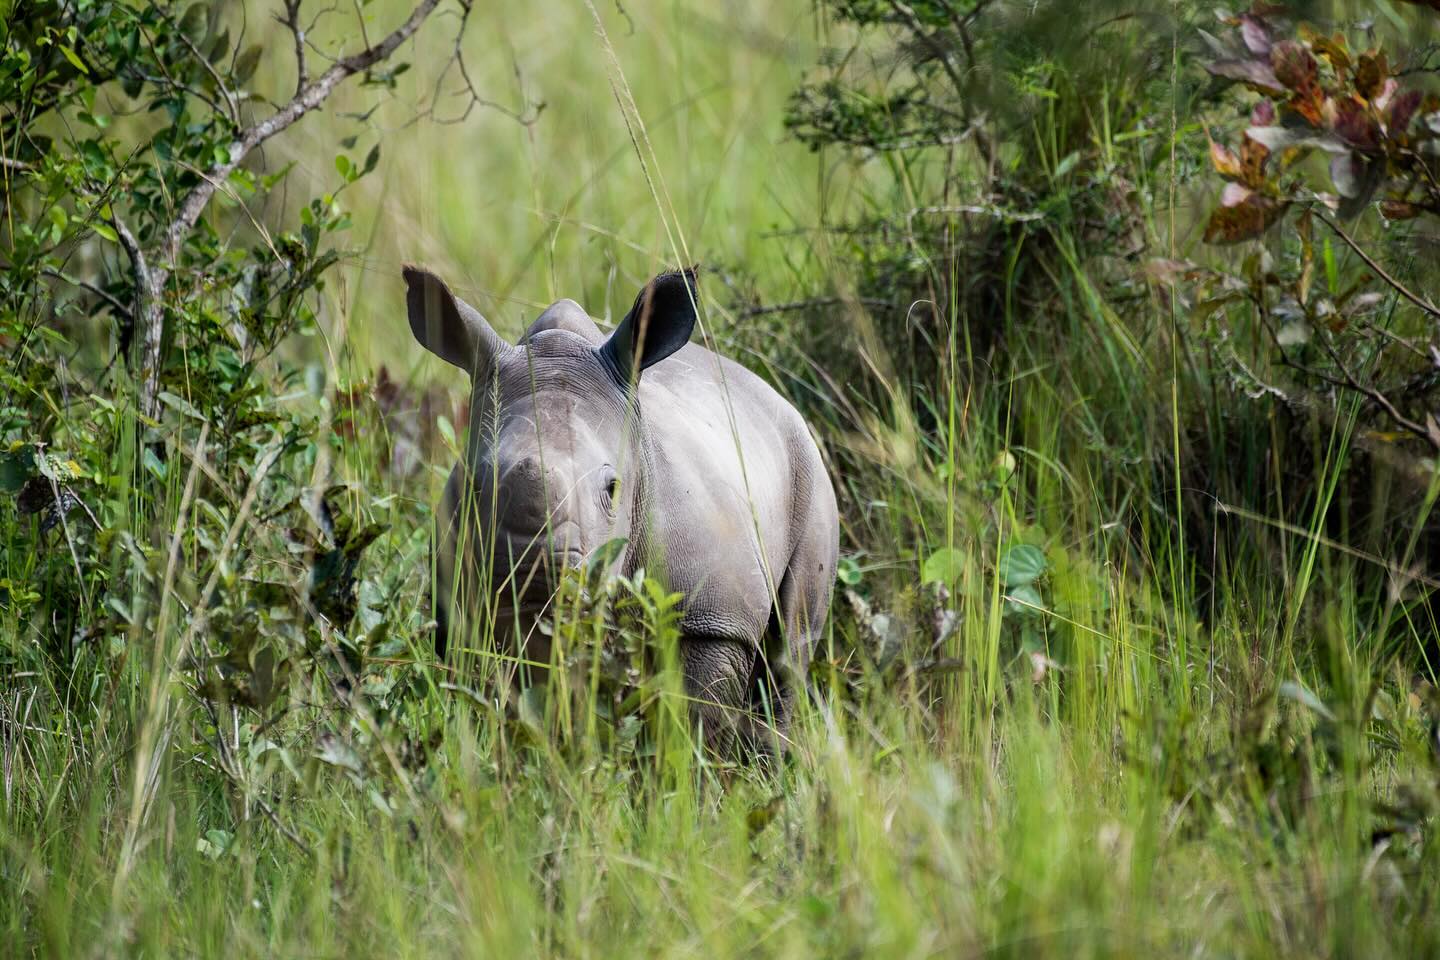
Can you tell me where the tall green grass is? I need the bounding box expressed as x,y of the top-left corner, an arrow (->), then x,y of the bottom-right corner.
5,1 -> 1440,957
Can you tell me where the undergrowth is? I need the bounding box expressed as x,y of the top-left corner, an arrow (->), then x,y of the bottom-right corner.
4,0 -> 1440,956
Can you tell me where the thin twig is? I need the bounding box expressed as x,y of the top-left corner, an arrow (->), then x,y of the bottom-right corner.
136,23 -> 234,127
116,0 -> 442,419
1314,327 -> 1440,451
1314,209 -> 1440,323
280,0 -> 309,96
160,0 -> 440,269
1260,309 -> 1440,453
907,203 -> 1044,224
419,1 -> 544,127
109,212 -> 159,415
738,296 -> 897,318
169,28 -> 240,127
41,267 -> 132,319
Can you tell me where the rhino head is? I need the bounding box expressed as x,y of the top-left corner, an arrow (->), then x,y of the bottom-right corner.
403,266 -> 699,621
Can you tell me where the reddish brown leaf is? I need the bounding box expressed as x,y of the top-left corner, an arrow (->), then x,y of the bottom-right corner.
1239,15 -> 1272,56
1310,32 -> 1351,74
1240,134 -> 1270,187
1331,97 -> 1380,150
1208,59 -> 1286,95
1209,137 -> 1244,180
1204,195 -> 1286,244
1288,92 -> 1324,126
1271,41 -> 1327,125
1355,51 -> 1390,101
1388,89 -> 1422,134
1252,100 -> 1277,126
1381,200 -> 1422,220
1271,40 -> 1318,88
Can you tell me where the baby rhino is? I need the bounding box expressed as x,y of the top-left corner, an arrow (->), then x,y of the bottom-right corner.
404,266 -> 839,756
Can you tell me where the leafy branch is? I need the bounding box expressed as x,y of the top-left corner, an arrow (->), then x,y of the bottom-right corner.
123,0 -> 441,418
1202,8 -> 1440,245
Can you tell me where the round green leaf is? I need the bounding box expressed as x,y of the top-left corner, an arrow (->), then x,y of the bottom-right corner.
1005,583 -> 1045,617
998,543 -> 1047,587
921,546 -> 965,584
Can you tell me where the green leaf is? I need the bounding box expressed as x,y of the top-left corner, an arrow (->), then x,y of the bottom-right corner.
196,828 -> 232,860
837,555 -> 862,586
208,28 -> 230,64
234,45 -> 261,84
998,543 -> 1047,587
1278,680 -> 1336,722
362,144 -> 380,175
315,735 -> 363,774
179,3 -> 208,41
436,414 -> 456,450
587,536 -> 629,576
921,546 -> 965,585
0,450 -> 35,492
93,222 -> 118,243
158,391 -> 207,421
58,45 -> 88,74
1005,583 -> 1045,617
334,154 -> 352,179
142,447 -> 167,482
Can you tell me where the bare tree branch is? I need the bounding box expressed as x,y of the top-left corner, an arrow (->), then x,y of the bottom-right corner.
1314,209 -> 1440,324
159,0 -> 440,270
108,213 -> 162,416
1259,305 -> 1440,454
419,1 -> 543,126
280,0 -> 309,96
128,0 -> 442,416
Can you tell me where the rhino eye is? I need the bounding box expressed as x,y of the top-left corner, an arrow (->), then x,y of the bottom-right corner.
603,470 -> 620,504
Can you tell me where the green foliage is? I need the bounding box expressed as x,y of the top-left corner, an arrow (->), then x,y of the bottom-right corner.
6,0 -> 1440,956
1188,7 -> 1440,461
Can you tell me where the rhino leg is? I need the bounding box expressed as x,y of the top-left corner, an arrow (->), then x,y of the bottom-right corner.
680,638 -> 757,758
751,501 -> 840,757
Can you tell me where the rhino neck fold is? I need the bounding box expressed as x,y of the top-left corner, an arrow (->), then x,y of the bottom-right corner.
622,400 -> 660,578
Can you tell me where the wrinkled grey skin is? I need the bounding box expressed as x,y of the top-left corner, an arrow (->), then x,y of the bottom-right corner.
405,265 -> 839,756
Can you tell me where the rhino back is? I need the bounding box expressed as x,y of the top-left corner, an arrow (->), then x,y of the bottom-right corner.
637,340 -> 817,642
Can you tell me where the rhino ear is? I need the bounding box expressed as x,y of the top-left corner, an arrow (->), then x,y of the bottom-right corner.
598,268 -> 698,387
403,265 -> 509,374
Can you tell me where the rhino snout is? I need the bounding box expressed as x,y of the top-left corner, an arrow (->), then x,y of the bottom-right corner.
497,520 -> 586,579
496,455 -> 563,536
